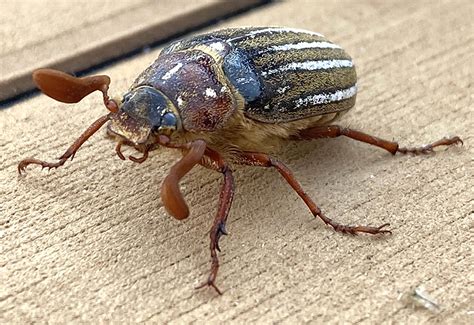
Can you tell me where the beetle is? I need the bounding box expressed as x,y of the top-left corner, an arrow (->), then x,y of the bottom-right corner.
18,27 -> 462,294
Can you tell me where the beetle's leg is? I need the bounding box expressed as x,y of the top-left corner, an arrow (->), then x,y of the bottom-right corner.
157,136 -> 233,294
293,125 -> 462,155
115,142 -> 126,160
18,114 -> 110,174
236,152 -> 390,235
128,145 -> 151,164
194,148 -> 235,295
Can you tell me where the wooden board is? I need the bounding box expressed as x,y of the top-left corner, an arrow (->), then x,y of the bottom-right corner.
1,0 -> 472,323
0,0 -> 266,102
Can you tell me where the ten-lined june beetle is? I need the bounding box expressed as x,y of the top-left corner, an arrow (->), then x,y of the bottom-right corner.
18,27 -> 462,294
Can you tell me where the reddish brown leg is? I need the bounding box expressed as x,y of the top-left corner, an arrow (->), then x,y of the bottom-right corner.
115,142 -> 126,160
293,125 -> 462,155
236,152 -> 390,235
156,136 -> 233,294
195,148 -> 235,295
18,114 -> 110,174
128,145 -> 150,164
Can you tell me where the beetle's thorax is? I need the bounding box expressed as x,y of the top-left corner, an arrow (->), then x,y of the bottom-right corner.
131,49 -> 239,132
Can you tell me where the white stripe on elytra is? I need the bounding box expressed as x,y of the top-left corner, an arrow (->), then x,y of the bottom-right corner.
295,85 -> 357,108
228,27 -> 324,42
261,59 -> 353,76
259,41 -> 341,54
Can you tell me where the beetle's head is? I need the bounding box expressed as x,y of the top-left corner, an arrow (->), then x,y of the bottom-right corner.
31,69 -> 180,164
107,86 -> 180,147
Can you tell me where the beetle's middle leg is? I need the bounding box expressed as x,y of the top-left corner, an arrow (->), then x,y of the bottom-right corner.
292,125 -> 462,155
236,152 -> 390,235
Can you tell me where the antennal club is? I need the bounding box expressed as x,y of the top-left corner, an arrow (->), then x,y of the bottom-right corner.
32,68 -> 117,112
18,69 -> 118,174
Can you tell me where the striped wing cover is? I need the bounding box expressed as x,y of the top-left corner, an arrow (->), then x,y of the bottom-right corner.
162,27 -> 357,123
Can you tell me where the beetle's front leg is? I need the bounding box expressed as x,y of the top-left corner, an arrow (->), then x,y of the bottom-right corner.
18,114 -> 111,174
293,125 -> 462,155
236,152 -> 390,235
195,148 -> 235,295
157,137 -> 234,294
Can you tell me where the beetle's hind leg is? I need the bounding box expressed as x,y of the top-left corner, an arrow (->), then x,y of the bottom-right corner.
236,152 -> 391,235
292,125 -> 462,155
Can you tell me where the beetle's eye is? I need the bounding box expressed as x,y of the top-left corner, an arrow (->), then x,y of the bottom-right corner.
161,112 -> 177,128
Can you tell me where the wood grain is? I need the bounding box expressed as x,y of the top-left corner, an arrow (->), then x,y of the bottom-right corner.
0,0 -> 472,323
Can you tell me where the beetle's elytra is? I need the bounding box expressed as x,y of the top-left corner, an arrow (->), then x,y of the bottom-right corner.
18,27 -> 462,294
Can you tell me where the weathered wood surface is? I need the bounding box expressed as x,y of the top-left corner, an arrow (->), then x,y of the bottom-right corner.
1,0 -> 472,323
